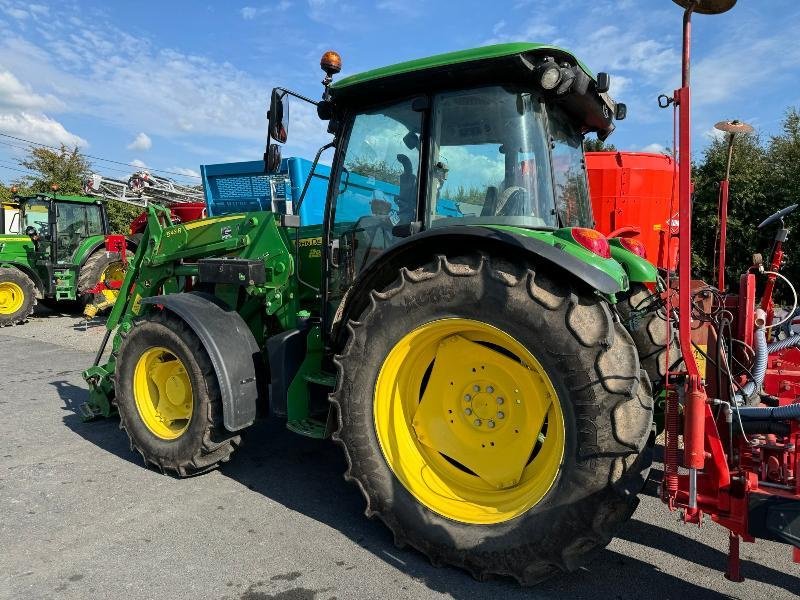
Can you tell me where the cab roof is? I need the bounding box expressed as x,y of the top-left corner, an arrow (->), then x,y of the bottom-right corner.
331,42 -> 594,91
20,193 -> 100,205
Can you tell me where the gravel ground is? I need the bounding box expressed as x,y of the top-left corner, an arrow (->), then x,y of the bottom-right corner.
1,312 -> 799,600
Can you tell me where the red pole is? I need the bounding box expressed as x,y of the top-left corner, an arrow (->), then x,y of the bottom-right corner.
675,5 -> 706,516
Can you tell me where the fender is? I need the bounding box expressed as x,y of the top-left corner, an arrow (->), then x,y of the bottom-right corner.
142,292 -> 261,432
333,225 -> 626,344
609,243 -> 658,284
77,237 -> 138,270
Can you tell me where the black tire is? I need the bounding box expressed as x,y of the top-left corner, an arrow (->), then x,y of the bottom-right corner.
0,267 -> 36,326
617,283 -> 681,385
114,311 -> 240,476
331,253 -> 653,584
77,250 -> 133,297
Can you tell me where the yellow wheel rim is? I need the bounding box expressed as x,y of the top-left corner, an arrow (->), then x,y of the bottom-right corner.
100,262 -> 126,303
374,318 -> 565,525
133,346 -> 193,440
0,282 -> 25,315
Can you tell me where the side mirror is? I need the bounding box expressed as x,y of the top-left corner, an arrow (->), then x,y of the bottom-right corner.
615,103 -> 627,120
264,143 -> 282,174
268,89 -> 288,143
596,72 -> 610,94
25,225 -> 37,237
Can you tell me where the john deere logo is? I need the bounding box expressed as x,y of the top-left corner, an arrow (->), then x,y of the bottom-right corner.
220,226 -> 232,240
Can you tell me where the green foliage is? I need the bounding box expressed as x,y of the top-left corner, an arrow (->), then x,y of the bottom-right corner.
346,157 -> 402,185
18,144 -> 91,194
583,137 -> 617,152
691,107 -> 800,296
106,202 -> 143,235
445,185 -> 486,205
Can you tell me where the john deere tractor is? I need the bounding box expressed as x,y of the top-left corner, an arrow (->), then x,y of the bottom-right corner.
0,192 -> 132,325
83,43 -> 661,583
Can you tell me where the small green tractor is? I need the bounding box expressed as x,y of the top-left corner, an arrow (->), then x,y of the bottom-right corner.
0,192 -> 132,325
84,43 -> 665,583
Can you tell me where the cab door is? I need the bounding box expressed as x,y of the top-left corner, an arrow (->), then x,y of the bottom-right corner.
324,98 -> 424,328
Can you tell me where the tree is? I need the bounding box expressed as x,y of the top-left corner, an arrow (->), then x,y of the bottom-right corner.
18,144 -> 91,194
583,137 -> 617,152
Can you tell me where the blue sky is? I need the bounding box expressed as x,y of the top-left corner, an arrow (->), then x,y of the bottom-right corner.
0,0 -> 798,187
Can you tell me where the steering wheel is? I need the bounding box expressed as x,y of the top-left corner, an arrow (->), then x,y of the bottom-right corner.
495,186 -> 527,217
757,204 -> 798,230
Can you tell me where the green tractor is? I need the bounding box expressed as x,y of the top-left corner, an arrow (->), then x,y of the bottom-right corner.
0,192 -> 132,325
84,43 -> 661,583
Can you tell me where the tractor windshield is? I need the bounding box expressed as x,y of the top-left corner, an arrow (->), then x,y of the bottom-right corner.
427,86 -> 590,229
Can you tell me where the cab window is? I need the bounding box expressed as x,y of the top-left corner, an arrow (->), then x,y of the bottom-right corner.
331,99 -> 422,280
85,204 -> 104,235
55,202 -> 88,260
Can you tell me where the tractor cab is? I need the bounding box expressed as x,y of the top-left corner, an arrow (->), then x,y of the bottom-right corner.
16,193 -> 108,263
266,43 -> 631,336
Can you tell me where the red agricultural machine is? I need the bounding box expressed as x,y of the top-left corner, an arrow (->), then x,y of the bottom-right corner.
626,0 -> 800,580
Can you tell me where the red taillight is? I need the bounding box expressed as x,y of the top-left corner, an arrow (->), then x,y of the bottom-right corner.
619,237 -> 647,259
570,228 -> 611,259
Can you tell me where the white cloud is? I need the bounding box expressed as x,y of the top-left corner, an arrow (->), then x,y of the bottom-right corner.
126,132 -> 152,151
240,6 -> 259,19
0,70 -> 63,111
376,0 -> 421,18
640,143 -> 667,154
130,159 -> 148,168
0,111 -> 86,147
169,166 -> 200,178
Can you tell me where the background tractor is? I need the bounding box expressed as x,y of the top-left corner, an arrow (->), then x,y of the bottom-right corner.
0,191 -> 134,325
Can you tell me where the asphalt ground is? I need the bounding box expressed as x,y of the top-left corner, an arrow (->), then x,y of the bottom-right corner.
1,310 -> 799,599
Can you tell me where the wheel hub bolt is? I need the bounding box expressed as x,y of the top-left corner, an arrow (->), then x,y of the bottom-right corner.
473,419 -> 482,427
464,408 -> 472,416
473,385 -> 480,392
497,397 -> 504,405
487,420 -> 495,428
497,411 -> 505,419
464,394 -> 472,401
486,386 -> 494,393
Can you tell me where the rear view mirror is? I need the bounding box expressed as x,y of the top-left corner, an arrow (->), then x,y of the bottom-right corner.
268,89 -> 288,143
615,103 -> 627,121
596,72 -> 610,93
264,143 -> 282,174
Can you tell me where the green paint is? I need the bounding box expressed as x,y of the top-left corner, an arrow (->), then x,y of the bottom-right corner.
489,225 -> 629,293
332,42 -> 594,91
608,239 -> 658,284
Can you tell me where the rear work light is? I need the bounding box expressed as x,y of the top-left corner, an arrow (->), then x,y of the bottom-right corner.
619,237 -> 647,259
570,228 -> 611,259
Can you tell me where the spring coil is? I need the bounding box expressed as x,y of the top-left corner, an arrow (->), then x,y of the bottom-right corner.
664,387 -> 680,496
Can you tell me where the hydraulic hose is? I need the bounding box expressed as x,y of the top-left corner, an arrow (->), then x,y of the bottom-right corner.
734,310 -> 768,404
767,334 -> 800,354
735,403 -> 800,421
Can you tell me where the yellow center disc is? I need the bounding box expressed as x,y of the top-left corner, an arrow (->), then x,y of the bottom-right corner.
0,281 -> 25,315
133,346 -> 193,440
373,318 -> 565,525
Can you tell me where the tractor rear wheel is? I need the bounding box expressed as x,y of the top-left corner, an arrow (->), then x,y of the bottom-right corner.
114,311 -> 240,476
331,253 -> 653,584
78,249 -> 132,305
0,267 -> 36,326
617,283 -> 681,385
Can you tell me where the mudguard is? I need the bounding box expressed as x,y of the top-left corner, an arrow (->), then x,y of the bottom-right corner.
141,292 -> 260,432
334,225 -> 626,342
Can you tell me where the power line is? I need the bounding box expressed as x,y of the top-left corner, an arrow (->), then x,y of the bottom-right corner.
0,132 -> 203,180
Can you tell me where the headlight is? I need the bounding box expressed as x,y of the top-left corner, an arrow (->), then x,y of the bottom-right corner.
539,65 -> 562,90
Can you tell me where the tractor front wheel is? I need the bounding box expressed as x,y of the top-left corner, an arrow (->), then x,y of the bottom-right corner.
114,311 -> 240,476
0,267 -> 36,326
331,254 -> 653,584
